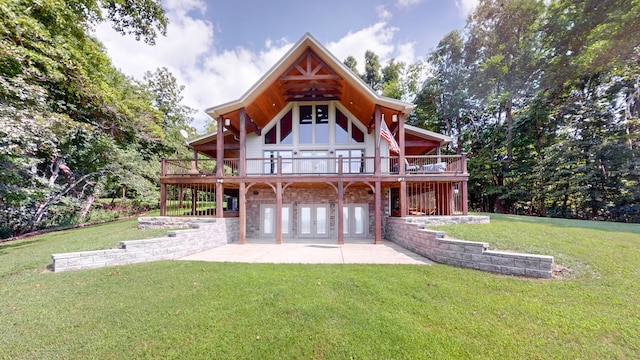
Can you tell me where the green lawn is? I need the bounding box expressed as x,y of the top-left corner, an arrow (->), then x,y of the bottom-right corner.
1,214 -> 639,359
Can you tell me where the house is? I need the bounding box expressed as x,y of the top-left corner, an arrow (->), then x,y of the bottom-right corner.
159,33 -> 469,244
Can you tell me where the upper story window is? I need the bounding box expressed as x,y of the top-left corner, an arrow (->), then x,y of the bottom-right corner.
299,105 -> 329,144
265,109 -> 293,144
335,108 -> 364,143
264,103 -> 365,145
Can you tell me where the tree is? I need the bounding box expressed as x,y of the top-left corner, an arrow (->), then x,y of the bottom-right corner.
142,67 -> 196,154
362,50 -> 382,91
0,0 -> 170,236
343,55 -> 360,77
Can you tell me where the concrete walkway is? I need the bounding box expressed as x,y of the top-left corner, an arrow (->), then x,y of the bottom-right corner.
179,239 -> 433,265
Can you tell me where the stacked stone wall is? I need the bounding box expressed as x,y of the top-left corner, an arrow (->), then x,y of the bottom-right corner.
385,216 -> 553,278
52,218 -> 238,272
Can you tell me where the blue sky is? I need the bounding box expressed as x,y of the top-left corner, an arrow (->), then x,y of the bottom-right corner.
95,0 -> 478,131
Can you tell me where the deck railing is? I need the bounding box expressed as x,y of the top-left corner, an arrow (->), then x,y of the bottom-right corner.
161,155 -> 466,177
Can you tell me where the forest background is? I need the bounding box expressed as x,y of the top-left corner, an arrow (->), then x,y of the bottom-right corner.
1,0 -> 639,238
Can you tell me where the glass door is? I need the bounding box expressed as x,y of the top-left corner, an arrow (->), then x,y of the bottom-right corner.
298,205 -> 328,237
342,204 -> 368,238
261,205 -> 291,237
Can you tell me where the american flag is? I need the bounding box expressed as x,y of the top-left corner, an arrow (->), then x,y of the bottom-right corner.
380,119 -> 400,154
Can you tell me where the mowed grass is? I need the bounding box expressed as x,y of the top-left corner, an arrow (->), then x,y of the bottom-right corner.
1,215 -> 639,359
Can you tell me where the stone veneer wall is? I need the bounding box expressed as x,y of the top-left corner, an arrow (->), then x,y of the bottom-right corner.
51,217 -> 238,272
245,184 -> 387,238
385,216 -> 554,278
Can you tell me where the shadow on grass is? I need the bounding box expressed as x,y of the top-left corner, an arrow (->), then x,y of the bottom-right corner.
496,213 -> 640,235
0,238 -> 43,254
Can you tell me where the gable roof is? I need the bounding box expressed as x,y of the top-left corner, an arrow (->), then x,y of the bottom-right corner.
205,33 -> 415,135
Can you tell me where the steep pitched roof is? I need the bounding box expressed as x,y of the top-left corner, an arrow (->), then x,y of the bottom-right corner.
205,33 -> 414,135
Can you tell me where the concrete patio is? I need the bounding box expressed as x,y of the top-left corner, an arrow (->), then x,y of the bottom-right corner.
179,238 -> 434,265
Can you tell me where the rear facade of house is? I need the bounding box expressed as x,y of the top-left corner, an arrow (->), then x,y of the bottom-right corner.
159,33 -> 469,244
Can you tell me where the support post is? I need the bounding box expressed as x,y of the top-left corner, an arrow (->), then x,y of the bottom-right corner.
239,182 -> 246,244
216,182 -> 224,218
160,183 -> 167,216
398,114 -> 407,217
239,109 -> 247,176
216,116 -> 224,177
337,181 -> 344,245
374,106 -> 381,176
462,154 -> 468,215
276,182 -> 282,244
160,157 -> 167,216
374,181 -> 382,244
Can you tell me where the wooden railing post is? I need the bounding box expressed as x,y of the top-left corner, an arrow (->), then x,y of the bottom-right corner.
161,157 -> 166,176
277,156 -> 282,175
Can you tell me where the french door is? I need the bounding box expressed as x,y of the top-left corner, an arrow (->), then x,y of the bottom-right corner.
342,204 -> 368,238
298,205 -> 329,237
261,205 -> 291,237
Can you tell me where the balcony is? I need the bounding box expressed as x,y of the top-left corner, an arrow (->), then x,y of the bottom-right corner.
161,155 -> 467,178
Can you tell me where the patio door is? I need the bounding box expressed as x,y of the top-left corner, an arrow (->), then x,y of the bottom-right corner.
342,204 -> 368,238
298,205 -> 328,237
261,205 -> 291,237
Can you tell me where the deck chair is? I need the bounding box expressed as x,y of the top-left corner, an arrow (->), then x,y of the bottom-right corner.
405,159 -> 419,172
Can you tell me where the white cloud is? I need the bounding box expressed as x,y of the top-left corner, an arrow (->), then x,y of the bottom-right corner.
95,3 -> 416,131
326,22 -> 416,74
396,0 -> 423,8
455,0 -> 479,18
376,5 -> 392,21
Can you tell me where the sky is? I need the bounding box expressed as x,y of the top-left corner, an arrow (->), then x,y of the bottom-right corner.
94,0 -> 479,131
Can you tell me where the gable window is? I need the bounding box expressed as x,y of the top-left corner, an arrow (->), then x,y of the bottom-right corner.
335,108 -> 364,144
299,104 -> 330,144
265,104 -> 366,146
265,109 -> 293,145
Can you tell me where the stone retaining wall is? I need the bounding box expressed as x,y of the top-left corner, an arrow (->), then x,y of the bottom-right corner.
385,217 -> 553,278
137,216 -> 220,229
52,218 -> 239,272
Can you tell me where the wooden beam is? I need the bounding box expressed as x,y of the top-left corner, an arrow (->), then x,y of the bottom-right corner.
225,124 -> 239,137
286,96 -> 340,102
283,89 -> 342,96
193,143 -> 240,151
279,81 -> 341,89
246,118 -> 261,136
279,74 -> 341,81
404,140 -> 441,147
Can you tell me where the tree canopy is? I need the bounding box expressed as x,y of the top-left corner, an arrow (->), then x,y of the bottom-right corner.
0,0 -> 193,237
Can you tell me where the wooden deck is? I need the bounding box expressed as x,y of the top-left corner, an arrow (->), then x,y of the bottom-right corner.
160,155 -> 468,184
